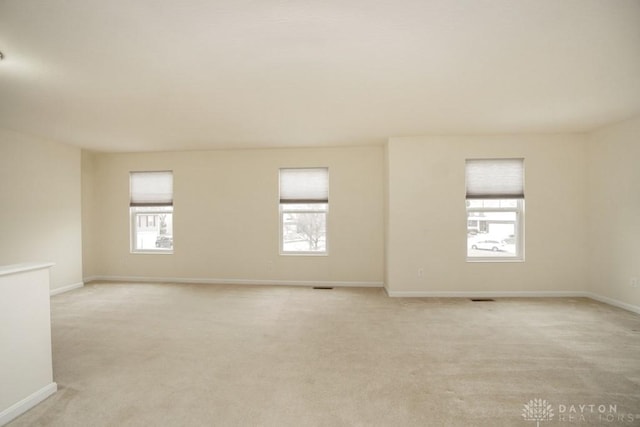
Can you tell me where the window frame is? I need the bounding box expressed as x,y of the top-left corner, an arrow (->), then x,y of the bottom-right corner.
466,199 -> 525,262
279,204 -> 329,256
130,207 -> 174,254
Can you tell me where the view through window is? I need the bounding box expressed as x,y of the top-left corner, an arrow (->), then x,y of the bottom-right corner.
467,199 -> 522,259
131,206 -> 173,251
281,203 -> 327,253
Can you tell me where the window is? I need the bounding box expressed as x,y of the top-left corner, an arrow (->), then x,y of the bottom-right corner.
279,168 -> 328,255
130,171 -> 173,253
466,159 -> 524,261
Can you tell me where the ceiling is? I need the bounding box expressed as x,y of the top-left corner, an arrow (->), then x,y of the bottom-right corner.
1,0 -> 639,152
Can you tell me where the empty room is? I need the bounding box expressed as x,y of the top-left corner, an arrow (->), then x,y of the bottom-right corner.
1,0 -> 639,426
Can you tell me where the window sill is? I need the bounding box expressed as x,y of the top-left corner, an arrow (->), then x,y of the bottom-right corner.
280,252 -> 328,257
466,257 -> 524,263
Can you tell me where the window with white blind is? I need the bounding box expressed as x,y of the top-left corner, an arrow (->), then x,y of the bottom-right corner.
466,159 -> 524,261
279,168 -> 328,255
130,171 -> 174,253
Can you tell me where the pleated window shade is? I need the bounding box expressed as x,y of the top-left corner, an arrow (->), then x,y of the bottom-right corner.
130,171 -> 173,206
465,159 -> 524,199
279,168 -> 329,203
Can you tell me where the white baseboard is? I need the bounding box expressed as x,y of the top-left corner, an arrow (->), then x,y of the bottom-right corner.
584,292 -> 640,315
84,275 -> 384,288
50,282 -> 84,296
384,289 -> 589,298
81,278 -> 640,314
82,275 -> 100,284
0,382 -> 57,426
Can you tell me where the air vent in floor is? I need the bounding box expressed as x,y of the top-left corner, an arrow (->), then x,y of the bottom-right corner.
470,298 -> 495,302
313,287 -> 334,290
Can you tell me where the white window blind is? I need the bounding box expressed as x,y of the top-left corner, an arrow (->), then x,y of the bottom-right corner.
465,159 -> 524,199
279,168 -> 329,203
130,171 -> 173,206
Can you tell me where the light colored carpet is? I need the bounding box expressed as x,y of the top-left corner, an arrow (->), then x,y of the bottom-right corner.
8,282 -> 640,426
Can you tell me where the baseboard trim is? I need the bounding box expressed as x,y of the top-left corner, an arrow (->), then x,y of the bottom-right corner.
0,382 -> 57,426
384,289 -> 589,298
584,292 -> 640,315
50,282 -> 84,296
81,278 -> 640,314
82,275 -> 100,284
84,275 -> 384,288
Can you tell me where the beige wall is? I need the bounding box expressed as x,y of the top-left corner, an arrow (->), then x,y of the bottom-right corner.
83,146 -> 385,285
0,129 -> 83,292
386,134 -> 588,295
3,118 -> 634,303
587,116 -> 640,307
81,150 -> 98,279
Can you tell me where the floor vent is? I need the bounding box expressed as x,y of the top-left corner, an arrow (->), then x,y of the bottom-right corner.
313,287 -> 334,290
470,298 -> 495,302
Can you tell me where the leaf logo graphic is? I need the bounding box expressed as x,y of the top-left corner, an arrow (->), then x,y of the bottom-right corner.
523,399 -> 554,427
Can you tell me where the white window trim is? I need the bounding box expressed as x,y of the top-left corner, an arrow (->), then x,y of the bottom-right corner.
279,205 -> 329,256
130,207 -> 174,254
466,200 -> 525,263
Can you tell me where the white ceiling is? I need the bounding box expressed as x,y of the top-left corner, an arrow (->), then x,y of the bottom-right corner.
1,0 -> 639,152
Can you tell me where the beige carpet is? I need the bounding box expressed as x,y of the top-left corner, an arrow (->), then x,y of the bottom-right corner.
8,282 -> 640,426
